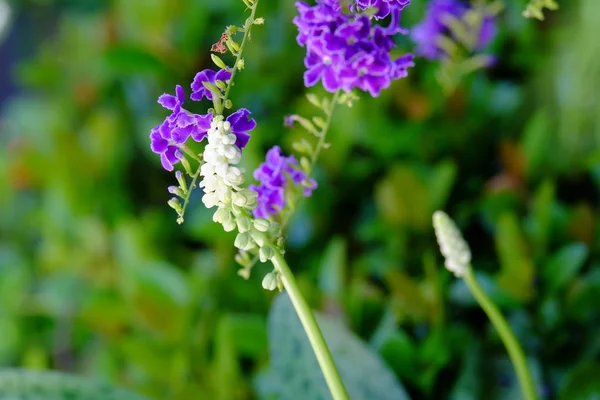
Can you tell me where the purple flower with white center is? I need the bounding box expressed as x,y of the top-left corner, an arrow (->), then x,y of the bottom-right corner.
249,146 -> 317,219
293,0 -> 413,97
191,68 -> 232,101
411,0 -> 497,60
149,85 -> 213,171
226,108 -> 256,149
355,0 -> 411,19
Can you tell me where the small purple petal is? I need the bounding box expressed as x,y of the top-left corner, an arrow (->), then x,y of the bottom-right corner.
227,108 -> 257,135
158,94 -> 178,110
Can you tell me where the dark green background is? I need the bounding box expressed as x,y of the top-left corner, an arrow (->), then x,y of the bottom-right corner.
1,0 -> 600,398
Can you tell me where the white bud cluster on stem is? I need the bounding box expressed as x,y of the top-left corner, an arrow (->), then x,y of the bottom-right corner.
199,115 -> 280,268
432,211 -> 471,277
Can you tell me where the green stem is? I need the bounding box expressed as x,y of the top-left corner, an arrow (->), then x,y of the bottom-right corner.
279,90 -> 341,230
178,165 -> 202,223
463,268 -> 537,400
216,0 -> 259,115
309,90 -> 341,170
271,252 -> 349,400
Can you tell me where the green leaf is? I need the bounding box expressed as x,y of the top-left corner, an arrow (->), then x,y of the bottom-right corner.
260,293 -> 410,400
375,164 -> 429,230
543,243 -> 588,294
527,179 -> 555,258
450,271 -> 520,308
0,369 -> 150,400
522,111 -> 552,179
494,213 -> 535,302
559,361 -> 600,400
450,346 -> 482,400
318,237 -> 346,301
428,160 -> 457,212
103,45 -> 172,76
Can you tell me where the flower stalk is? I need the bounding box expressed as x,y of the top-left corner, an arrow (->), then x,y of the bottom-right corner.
433,211 -> 537,400
462,268 -> 537,400
271,251 -> 349,400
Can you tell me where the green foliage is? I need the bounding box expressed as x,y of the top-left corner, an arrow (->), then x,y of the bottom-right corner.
0,369 -> 150,400
523,0 -> 559,20
1,0 -> 599,398
257,293 -> 410,400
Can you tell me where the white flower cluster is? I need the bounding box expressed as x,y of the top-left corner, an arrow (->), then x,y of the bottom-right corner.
199,115 -> 279,265
432,211 -> 471,277
200,117 -> 246,212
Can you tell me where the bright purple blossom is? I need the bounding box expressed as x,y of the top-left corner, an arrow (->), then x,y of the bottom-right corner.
225,108 -> 256,149
411,0 -> 496,60
293,0 -> 414,97
249,146 -> 317,219
355,0 -> 411,19
191,68 -> 232,101
149,85 -> 213,171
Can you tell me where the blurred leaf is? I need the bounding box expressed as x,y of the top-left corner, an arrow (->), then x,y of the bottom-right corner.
225,314 -> 268,358
543,243 -> 588,295
121,261 -> 191,336
318,237 -> 346,302
262,292 -> 409,400
526,179 -> 555,259
375,164 -> 429,230
0,369 -> 150,400
385,270 -> 430,322
103,45 -> 172,76
450,346 -> 481,400
450,271 -> 520,308
559,361 -> 600,400
429,160 -> 457,212
212,315 -> 244,400
489,357 -> 543,400
494,213 -> 535,302
522,110 -> 552,179
378,331 -> 417,383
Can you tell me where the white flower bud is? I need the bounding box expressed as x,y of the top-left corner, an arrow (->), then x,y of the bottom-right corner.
202,193 -> 218,208
254,218 -> 270,232
432,211 -> 471,277
262,272 -> 278,291
213,207 -> 230,224
259,245 -> 275,262
236,215 -> 252,232
232,192 -> 247,207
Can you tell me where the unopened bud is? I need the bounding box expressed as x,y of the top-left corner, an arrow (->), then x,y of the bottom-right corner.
262,272 -> 278,291
432,211 -> 471,277
259,245 -> 275,263
254,218 -> 270,232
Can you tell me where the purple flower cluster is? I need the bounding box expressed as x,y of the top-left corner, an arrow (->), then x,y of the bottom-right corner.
411,0 -> 496,60
249,146 -> 317,219
293,0 -> 414,97
149,69 -> 255,171
355,0 -> 411,19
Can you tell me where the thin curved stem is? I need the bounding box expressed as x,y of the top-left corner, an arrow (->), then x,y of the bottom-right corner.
177,165 -> 202,224
279,90 -> 341,230
271,252 -> 349,400
463,268 -> 537,400
216,0 -> 260,115
309,90 -> 341,170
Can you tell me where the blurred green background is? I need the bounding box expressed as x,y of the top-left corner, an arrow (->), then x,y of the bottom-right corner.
1,0 -> 600,399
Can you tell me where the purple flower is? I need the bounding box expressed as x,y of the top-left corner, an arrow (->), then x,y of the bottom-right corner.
249,146 -> 317,218
284,115 -> 296,127
226,108 -> 256,149
411,0 -> 496,60
150,122 -> 184,171
293,0 -> 413,97
149,85 -> 213,171
191,68 -> 232,101
355,0 -> 411,19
